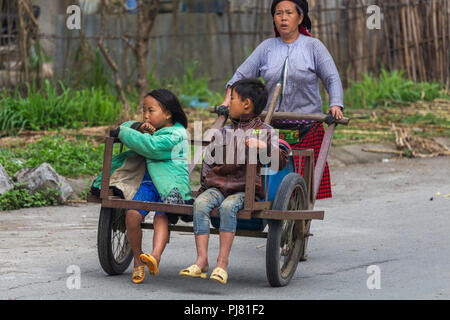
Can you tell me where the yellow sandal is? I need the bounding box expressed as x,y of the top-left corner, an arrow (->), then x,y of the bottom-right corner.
210,267 -> 228,285
132,265 -> 146,284
139,253 -> 159,275
179,264 -> 208,279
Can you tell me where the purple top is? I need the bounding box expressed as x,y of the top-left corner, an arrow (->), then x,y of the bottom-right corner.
227,35 -> 344,128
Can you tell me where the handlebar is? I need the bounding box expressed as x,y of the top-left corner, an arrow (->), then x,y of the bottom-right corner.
209,107 -> 350,126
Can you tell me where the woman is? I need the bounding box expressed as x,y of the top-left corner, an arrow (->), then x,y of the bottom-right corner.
221,0 -> 343,199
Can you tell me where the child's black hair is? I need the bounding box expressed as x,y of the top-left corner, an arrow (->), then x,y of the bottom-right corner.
146,89 -> 188,128
230,78 -> 268,116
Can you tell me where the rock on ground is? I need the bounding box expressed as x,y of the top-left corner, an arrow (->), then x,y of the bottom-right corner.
0,164 -> 14,195
14,163 -> 73,203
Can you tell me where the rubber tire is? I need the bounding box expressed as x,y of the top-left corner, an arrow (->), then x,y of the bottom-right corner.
97,207 -> 133,275
266,173 -> 308,287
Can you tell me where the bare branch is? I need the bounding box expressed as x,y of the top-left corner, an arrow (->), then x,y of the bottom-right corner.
18,0 -> 39,28
121,35 -> 137,55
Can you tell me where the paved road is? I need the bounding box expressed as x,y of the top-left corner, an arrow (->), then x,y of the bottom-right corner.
1,156 -> 449,300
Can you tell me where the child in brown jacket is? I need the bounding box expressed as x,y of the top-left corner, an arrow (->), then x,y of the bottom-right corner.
180,78 -> 289,284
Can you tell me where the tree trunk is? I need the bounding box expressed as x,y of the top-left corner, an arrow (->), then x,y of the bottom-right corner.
135,0 -> 160,110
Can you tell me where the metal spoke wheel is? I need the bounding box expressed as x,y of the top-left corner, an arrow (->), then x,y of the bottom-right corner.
266,173 -> 308,287
97,207 -> 133,275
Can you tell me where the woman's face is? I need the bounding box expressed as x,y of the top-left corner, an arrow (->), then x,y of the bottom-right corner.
273,1 -> 303,40
142,96 -> 172,130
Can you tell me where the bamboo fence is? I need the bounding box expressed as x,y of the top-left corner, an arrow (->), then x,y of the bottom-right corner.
0,0 -> 448,91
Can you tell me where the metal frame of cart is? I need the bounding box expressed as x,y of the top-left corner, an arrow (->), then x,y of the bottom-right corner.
88,85 -> 349,287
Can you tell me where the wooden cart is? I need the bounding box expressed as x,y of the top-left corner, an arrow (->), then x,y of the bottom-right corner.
88,86 -> 349,287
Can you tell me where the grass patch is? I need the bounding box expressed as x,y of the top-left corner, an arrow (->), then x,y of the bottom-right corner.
0,186 -> 61,211
0,81 -> 122,134
344,69 -> 449,109
0,60 -> 225,136
0,134 -> 123,179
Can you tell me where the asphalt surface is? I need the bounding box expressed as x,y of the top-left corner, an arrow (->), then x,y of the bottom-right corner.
1,156 -> 449,300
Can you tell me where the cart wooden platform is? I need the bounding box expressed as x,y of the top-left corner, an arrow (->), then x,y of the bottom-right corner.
88,85 -> 349,287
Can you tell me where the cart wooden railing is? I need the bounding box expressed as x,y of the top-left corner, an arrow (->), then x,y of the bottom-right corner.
88,111 -> 349,238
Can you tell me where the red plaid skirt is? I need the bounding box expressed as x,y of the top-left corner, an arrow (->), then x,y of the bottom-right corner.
291,123 -> 332,199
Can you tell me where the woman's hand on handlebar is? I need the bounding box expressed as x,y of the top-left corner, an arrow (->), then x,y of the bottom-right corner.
327,106 -> 343,120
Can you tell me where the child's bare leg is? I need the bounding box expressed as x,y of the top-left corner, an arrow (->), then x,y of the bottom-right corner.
126,210 -> 144,268
150,214 -> 169,265
194,234 -> 209,271
216,232 -> 235,271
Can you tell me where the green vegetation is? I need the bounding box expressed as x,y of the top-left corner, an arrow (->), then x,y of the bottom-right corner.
321,69 -> 449,148
0,104 -> 28,137
344,69 -> 449,109
0,81 -> 122,135
0,135 -> 122,179
0,60 -> 224,136
0,186 -> 61,211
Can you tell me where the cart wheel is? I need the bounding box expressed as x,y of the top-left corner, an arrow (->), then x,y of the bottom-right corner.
97,207 -> 133,275
266,173 -> 308,287
300,220 -> 311,262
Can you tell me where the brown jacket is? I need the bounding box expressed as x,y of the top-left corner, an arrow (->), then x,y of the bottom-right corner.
199,114 -> 289,199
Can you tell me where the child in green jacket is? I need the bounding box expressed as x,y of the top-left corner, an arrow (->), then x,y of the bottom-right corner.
108,89 -> 191,284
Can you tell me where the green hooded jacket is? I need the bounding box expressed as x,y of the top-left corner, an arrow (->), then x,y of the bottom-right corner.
92,121 -> 191,201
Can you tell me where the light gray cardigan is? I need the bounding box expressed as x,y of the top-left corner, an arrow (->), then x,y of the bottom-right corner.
227,34 -> 344,116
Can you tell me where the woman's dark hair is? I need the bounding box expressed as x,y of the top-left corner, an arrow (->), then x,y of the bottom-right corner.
146,89 -> 188,128
230,78 -> 268,116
